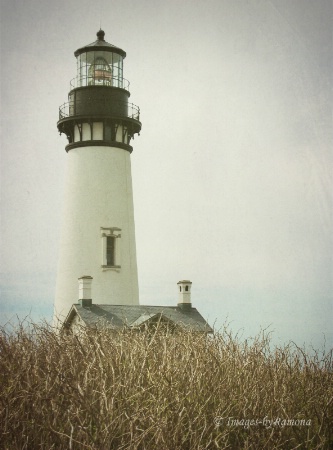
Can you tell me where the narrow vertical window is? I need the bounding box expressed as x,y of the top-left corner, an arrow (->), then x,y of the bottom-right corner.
106,236 -> 115,266
101,227 -> 121,270
104,121 -> 112,141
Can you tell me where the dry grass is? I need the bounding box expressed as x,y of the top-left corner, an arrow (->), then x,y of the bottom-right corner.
0,321 -> 332,449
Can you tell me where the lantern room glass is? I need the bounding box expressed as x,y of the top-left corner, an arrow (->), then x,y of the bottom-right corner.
76,51 -> 123,88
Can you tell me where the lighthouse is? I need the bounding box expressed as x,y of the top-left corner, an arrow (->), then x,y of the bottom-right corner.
54,30 -> 141,319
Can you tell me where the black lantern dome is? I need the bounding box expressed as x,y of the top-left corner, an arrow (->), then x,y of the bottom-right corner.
57,30 -> 141,153
74,29 -> 126,58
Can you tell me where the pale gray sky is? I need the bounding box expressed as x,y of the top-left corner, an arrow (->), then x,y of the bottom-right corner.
1,0 -> 332,349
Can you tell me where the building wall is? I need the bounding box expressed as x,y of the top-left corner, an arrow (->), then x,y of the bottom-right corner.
54,145 -> 139,320
69,313 -> 85,334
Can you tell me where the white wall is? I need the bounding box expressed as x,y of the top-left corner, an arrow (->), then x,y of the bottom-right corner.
54,145 -> 139,320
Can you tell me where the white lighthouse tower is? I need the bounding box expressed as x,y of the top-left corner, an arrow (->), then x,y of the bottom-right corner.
54,30 -> 141,319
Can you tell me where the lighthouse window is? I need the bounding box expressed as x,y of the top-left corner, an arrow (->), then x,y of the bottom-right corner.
101,227 -> 121,270
111,53 -> 122,87
77,51 -> 123,87
104,122 -> 112,141
106,236 -> 115,266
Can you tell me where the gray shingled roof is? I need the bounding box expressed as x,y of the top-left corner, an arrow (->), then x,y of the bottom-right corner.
64,304 -> 213,333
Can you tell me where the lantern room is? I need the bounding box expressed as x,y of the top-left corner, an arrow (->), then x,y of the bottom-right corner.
57,30 -> 141,153
74,29 -> 125,88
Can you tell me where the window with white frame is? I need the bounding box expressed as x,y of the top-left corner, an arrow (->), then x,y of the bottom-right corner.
100,227 -> 121,269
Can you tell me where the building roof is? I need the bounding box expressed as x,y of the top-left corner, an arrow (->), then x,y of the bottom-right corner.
63,304 -> 213,333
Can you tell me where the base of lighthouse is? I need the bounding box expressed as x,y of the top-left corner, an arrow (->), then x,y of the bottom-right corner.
54,144 -> 139,319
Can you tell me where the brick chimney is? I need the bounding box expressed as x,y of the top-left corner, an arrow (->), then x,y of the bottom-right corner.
78,276 -> 93,307
177,280 -> 192,311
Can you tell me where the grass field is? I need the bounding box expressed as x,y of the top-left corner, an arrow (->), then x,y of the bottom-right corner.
0,322 -> 332,449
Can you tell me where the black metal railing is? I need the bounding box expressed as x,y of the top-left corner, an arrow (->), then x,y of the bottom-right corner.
69,75 -> 130,90
59,100 -> 140,121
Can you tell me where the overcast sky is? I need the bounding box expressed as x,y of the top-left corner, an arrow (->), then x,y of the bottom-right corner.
1,0 -> 332,349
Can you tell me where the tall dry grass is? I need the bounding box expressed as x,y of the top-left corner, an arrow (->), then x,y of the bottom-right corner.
0,321 -> 332,449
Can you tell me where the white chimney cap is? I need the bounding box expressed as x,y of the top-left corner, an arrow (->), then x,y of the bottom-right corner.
78,276 -> 93,306
177,280 -> 192,310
